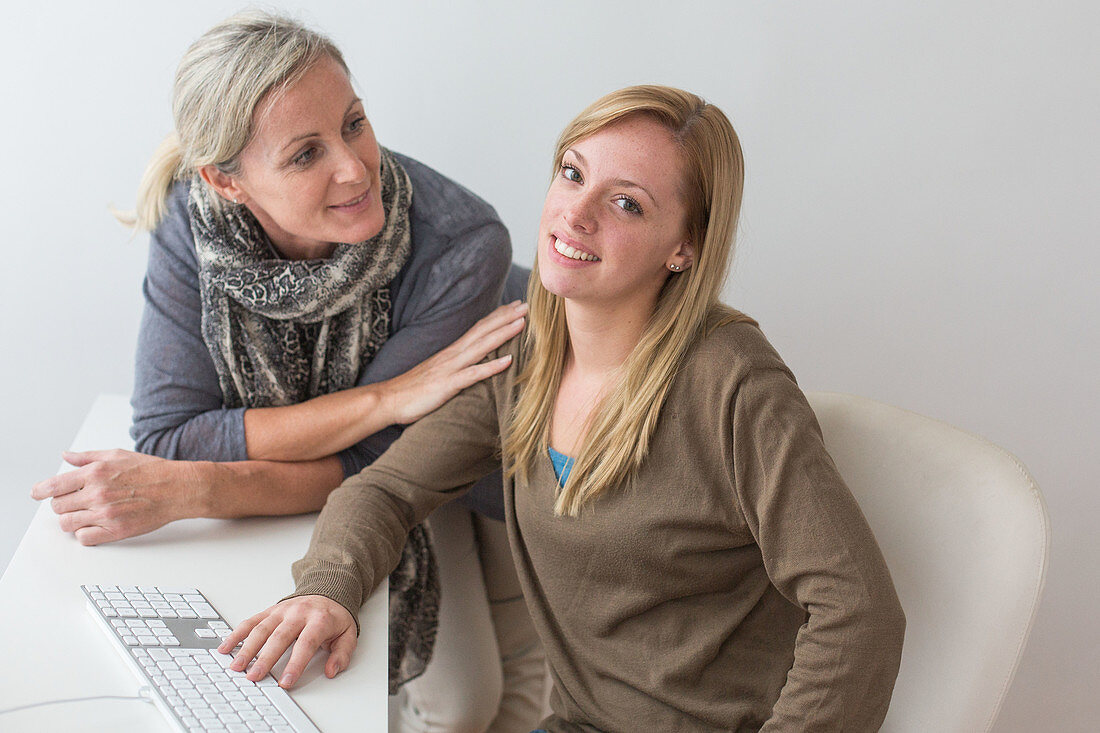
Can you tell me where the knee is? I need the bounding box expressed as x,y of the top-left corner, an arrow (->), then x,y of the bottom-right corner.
398,667 -> 503,733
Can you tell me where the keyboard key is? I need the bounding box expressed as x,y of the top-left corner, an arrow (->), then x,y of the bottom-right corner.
159,587 -> 199,596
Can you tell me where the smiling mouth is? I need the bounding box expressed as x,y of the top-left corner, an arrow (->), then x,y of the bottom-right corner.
552,236 -> 600,262
331,190 -> 369,208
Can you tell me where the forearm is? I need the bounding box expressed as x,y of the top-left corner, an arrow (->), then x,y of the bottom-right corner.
243,385 -> 391,462
195,455 -> 346,518
290,476 -> 411,620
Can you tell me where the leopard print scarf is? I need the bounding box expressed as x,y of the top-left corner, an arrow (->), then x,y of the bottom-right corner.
189,147 -> 438,691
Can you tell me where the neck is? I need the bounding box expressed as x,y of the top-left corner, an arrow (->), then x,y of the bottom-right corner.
269,238 -> 337,261
563,294 -> 657,377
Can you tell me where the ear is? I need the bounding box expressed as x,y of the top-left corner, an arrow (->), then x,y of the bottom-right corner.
667,240 -> 695,272
198,165 -> 247,205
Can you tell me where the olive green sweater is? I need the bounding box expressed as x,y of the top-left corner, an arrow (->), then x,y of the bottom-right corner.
291,319 -> 905,732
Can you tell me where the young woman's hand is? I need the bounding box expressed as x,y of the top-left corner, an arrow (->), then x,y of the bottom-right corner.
219,595 -> 357,689
382,300 -> 526,425
30,449 -> 200,545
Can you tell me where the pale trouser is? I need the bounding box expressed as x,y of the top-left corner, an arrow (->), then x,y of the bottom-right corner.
389,501 -> 546,732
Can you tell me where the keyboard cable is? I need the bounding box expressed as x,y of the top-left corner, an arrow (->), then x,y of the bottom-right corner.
0,685 -> 156,716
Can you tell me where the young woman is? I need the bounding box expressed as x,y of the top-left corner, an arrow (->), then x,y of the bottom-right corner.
29,11 -> 545,733
223,85 -> 907,731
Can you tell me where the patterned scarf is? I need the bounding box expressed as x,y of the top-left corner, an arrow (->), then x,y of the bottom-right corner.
189,147 -> 439,692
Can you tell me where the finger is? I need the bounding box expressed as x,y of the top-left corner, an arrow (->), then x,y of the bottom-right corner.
219,611 -> 268,654
58,509 -> 99,533
248,621 -> 307,681
279,628 -> 326,688
73,525 -> 115,546
454,354 -> 514,389
62,450 -> 119,467
472,302 -> 527,339
51,487 -> 96,514
31,469 -> 86,500
324,626 -> 358,679
449,302 -> 528,350
443,315 -> 524,372
231,616 -> 282,672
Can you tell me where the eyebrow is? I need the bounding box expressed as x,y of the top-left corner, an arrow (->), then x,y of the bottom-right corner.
278,98 -> 363,154
566,148 -> 658,205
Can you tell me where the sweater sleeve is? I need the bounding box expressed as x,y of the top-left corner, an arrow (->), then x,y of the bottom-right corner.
129,184 -> 249,462
729,368 -> 905,732
291,358 -> 506,619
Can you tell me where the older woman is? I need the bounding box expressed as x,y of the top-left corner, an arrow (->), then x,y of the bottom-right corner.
224,85 -> 906,731
30,11 -> 544,733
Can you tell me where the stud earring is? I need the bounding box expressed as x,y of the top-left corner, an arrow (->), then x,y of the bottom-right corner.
668,263 -> 681,272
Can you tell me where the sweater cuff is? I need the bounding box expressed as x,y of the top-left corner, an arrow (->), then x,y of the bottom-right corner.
285,563 -> 372,637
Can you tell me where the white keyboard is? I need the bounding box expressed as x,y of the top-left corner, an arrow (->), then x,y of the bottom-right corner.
81,584 -> 320,733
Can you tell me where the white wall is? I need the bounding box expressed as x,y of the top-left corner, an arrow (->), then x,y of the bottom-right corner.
2,1 -> 1096,728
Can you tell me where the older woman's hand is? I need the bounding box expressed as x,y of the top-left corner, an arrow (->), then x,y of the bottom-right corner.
219,595 -> 357,689
30,449 -> 198,545
382,300 -> 527,425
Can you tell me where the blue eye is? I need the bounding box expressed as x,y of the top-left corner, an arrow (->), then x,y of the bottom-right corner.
561,163 -> 582,183
346,115 -> 367,135
615,196 -> 643,215
292,146 -> 318,168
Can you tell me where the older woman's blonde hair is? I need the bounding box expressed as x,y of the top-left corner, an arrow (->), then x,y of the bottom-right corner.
504,84 -> 754,517
123,10 -> 346,230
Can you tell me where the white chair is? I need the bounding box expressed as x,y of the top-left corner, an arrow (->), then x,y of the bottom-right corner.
805,392 -> 1050,733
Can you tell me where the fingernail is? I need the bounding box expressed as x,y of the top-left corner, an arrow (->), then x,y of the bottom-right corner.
280,673 -> 294,687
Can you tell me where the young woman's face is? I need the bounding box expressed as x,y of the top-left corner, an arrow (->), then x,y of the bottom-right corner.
537,115 -> 692,310
227,56 -> 385,259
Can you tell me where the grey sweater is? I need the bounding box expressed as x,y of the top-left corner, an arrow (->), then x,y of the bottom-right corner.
129,152 -> 526,519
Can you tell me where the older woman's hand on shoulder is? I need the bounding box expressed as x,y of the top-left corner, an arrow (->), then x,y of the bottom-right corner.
30,449 -> 201,545
381,300 -> 526,425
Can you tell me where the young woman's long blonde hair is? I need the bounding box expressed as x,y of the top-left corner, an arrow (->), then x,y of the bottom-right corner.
121,10 -> 346,230
504,85 -> 754,517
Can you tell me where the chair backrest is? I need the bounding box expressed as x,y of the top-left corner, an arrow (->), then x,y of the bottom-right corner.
805,391 -> 1049,733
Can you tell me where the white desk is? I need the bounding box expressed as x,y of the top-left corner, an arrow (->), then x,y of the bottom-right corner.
0,395 -> 387,732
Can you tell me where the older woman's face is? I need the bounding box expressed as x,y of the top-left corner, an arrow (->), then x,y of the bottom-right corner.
228,56 -> 384,260
537,115 -> 692,311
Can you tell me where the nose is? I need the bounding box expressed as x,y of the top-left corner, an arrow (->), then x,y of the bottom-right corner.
563,191 -> 598,233
332,141 -> 369,185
